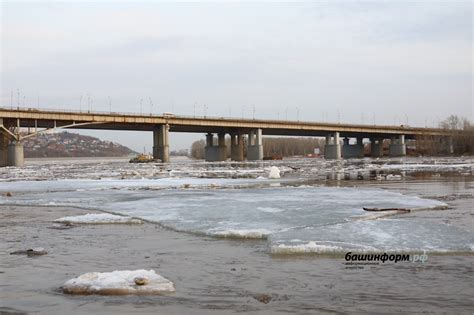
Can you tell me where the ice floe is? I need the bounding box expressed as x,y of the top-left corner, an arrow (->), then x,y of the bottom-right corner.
62,269 -> 175,295
211,229 -> 271,239
54,213 -> 142,224
270,241 -> 345,254
268,166 -> 281,179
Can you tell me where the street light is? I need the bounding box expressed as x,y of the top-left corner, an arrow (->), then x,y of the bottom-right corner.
149,98 -> 154,116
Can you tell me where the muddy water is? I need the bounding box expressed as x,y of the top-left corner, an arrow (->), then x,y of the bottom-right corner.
0,158 -> 473,314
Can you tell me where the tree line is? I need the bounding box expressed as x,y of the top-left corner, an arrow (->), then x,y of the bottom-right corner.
416,115 -> 473,155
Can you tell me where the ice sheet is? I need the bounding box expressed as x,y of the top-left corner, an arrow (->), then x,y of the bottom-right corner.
54,213 -> 142,224
2,177 -> 469,255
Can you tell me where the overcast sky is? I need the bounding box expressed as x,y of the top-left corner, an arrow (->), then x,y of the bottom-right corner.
1,0 -> 472,151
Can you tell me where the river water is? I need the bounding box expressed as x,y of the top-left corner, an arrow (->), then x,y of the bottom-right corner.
0,156 -> 473,314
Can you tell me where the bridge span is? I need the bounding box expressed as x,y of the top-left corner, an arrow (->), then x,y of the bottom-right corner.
0,107 -> 451,166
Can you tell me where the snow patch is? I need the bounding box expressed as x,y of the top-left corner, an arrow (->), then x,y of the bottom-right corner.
62,269 -> 175,295
54,213 -> 142,224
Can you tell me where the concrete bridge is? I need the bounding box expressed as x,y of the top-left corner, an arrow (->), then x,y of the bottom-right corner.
0,107 -> 451,166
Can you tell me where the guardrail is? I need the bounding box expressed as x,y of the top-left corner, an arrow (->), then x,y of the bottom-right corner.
0,106 -> 444,132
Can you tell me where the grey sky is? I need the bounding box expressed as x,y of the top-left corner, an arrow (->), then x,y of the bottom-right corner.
1,1 -> 472,151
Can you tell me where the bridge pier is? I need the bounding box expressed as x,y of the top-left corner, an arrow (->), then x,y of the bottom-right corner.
447,136 -> 454,154
342,137 -> 364,158
230,133 -> 244,161
370,138 -> 384,157
7,141 -> 24,167
205,133 -> 227,162
247,129 -> 263,161
0,130 -> 9,167
389,135 -> 406,157
324,132 -> 341,159
153,124 -> 170,162
441,136 -> 454,154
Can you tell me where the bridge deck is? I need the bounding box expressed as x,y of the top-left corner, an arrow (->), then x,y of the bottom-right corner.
0,107 -> 448,138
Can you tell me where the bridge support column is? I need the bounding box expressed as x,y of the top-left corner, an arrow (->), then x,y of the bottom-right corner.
448,136 -> 454,154
205,133 -> 227,162
370,138 -> 384,157
247,129 -> 263,161
389,135 -> 406,157
230,133 -> 244,161
342,137 -> 364,158
324,132 -> 341,159
0,130 -> 9,167
153,124 -> 170,162
440,136 -> 454,155
7,141 -> 24,167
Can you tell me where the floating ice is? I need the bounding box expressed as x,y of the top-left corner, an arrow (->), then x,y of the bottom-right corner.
211,229 -> 271,239
1,174 -> 472,255
54,213 -> 142,224
268,166 -> 280,179
62,269 -> 175,295
386,174 -> 402,180
270,241 -> 345,254
257,206 -> 285,213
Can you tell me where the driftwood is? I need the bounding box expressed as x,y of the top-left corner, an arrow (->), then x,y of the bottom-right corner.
363,207 -> 411,212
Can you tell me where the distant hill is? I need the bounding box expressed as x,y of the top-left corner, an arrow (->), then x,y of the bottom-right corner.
23,131 -> 137,158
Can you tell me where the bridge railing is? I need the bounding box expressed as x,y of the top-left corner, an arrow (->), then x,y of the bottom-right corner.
1,106 -> 444,132
2,105 -> 274,122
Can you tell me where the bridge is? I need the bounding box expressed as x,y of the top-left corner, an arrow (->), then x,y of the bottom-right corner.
0,107 -> 451,166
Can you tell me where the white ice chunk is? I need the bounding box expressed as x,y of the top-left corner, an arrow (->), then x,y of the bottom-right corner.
268,166 -> 281,179
257,206 -> 285,213
386,174 -> 402,180
211,229 -> 271,239
54,213 -> 142,224
270,241 -> 344,254
62,269 -> 175,295
270,241 -> 377,254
